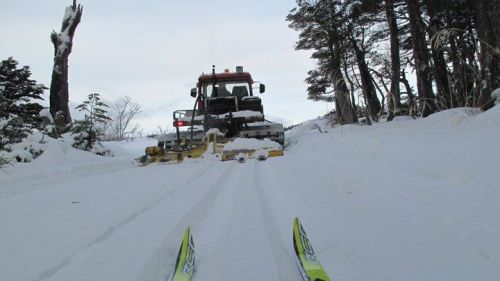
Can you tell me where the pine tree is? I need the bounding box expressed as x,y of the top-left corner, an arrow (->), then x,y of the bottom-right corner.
287,0 -> 358,124
71,93 -> 111,152
0,57 -> 46,151
347,0 -> 383,121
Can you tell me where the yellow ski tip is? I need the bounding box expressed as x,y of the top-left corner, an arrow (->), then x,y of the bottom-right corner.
293,217 -> 332,281
294,217 -> 300,225
169,227 -> 195,281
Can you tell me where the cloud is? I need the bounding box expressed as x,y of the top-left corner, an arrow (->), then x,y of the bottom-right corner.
0,0 -> 329,131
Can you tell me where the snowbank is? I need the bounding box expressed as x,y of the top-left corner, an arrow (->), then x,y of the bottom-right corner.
0,131 -> 45,164
492,88 -> 500,104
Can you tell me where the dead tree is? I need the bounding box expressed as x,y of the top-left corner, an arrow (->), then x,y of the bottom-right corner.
49,0 -> 83,126
110,96 -> 142,141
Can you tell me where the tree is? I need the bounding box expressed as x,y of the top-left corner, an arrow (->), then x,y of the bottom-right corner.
288,0 -> 497,123
49,0 -> 83,126
424,0 -> 452,109
287,0 -> 358,124
107,96 -> 142,141
473,0 -> 500,109
0,57 -> 46,151
384,0 -> 403,119
347,0 -> 382,121
405,0 -> 435,117
71,93 -> 111,151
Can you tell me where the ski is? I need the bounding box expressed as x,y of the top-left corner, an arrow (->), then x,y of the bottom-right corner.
293,217 -> 331,281
168,227 -> 195,281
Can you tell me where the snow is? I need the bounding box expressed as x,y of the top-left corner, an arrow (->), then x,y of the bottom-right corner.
53,5 -> 79,59
247,120 -> 278,126
492,88 -> 500,104
178,115 -> 205,122
179,110 -> 264,122
205,128 -> 223,136
39,108 -> 54,123
222,137 -> 281,151
1,107 -> 499,281
0,131 -> 45,164
222,110 -> 263,119
34,83 -> 46,90
62,6 -> 75,23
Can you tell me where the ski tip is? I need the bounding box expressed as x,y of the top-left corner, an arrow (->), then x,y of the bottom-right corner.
293,217 -> 302,248
294,217 -> 303,232
182,227 -> 194,249
169,226 -> 195,281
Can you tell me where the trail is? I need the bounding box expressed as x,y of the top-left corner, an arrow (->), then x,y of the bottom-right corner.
2,108 -> 500,281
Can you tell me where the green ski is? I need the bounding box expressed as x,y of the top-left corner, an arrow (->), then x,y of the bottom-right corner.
293,217 -> 331,281
168,227 -> 195,281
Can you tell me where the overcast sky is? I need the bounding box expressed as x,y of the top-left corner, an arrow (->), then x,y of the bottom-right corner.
0,0 -> 333,132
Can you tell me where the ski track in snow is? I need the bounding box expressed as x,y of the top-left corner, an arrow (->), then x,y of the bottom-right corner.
1,108 -> 500,281
134,162 -> 240,281
0,159 -> 137,198
254,161 -> 303,281
34,163 -> 217,281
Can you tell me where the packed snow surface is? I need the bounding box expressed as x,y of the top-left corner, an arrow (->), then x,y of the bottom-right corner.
223,137 -> 282,151
1,107 -> 500,281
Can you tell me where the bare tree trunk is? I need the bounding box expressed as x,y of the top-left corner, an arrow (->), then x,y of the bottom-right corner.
445,7 -> 464,107
384,0 -> 402,120
49,0 -> 83,126
456,33 -> 478,106
425,0 -> 452,109
370,75 -> 387,117
473,0 -> 499,110
351,37 -> 381,121
405,0 -> 435,117
342,59 -> 357,111
401,71 -> 416,115
330,44 -> 357,124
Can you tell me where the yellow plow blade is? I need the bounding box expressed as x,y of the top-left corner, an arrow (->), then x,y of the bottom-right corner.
141,134 -> 283,165
142,144 -> 208,164
221,148 -> 284,161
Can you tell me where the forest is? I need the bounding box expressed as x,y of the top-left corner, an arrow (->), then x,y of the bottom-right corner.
287,0 -> 499,124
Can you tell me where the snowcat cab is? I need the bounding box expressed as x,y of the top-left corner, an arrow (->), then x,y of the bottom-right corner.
143,66 -> 284,164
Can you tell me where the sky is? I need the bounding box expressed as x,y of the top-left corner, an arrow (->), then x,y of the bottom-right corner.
0,0 -> 333,133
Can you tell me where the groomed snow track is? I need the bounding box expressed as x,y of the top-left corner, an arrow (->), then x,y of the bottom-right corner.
1,107 -> 500,281
1,159 -> 308,281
